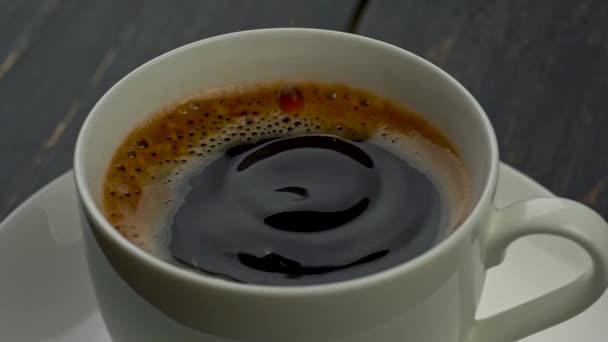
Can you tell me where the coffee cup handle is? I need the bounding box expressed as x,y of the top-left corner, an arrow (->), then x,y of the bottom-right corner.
470,197 -> 608,342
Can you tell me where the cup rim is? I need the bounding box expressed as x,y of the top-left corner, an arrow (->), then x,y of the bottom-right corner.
74,28 -> 499,296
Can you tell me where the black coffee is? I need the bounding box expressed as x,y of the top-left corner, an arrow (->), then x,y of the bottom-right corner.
103,82 -> 470,286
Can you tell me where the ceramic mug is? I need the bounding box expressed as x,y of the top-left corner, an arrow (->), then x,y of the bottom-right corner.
74,29 -> 608,342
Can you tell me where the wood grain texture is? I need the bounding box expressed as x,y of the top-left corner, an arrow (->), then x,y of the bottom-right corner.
357,0 -> 608,217
0,0 -> 359,218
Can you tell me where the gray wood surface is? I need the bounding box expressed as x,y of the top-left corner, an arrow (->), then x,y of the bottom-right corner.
0,0 -> 359,218
1,0 -> 607,220
358,0 -> 608,216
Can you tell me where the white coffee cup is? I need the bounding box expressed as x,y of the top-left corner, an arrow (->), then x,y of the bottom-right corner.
74,28 -> 608,342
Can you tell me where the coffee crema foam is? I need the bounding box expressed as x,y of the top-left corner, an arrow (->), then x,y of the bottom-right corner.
103,82 -> 471,274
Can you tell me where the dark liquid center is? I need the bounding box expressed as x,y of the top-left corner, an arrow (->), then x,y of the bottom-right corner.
169,134 -> 446,286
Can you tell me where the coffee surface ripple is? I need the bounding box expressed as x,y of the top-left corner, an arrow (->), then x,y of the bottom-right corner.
170,134 -> 443,285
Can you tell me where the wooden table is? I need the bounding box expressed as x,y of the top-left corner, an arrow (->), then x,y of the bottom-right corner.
1,0 -> 607,219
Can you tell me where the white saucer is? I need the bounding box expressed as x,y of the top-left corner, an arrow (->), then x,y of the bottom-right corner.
0,164 -> 606,342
